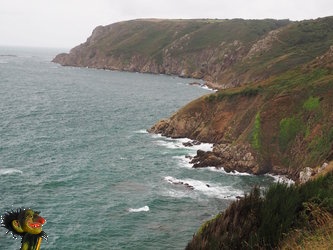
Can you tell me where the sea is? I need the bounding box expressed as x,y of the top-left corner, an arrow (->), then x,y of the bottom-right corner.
0,47 -> 277,249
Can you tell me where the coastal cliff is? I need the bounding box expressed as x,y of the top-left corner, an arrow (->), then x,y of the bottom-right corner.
53,17 -> 333,179
53,18 -> 291,88
53,17 -> 333,90
52,16 -> 333,248
147,17 -> 333,180
149,46 -> 333,179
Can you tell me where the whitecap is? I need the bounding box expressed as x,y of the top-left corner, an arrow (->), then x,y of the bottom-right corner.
152,136 -> 213,152
133,129 -> 148,134
0,168 -> 23,176
128,205 -> 150,213
164,176 -> 243,199
153,140 -> 180,149
200,85 -> 217,92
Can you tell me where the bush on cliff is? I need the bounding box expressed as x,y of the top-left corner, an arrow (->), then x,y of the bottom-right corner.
186,171 -> 333,249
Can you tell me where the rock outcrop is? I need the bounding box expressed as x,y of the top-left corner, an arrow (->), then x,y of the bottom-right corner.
190,143 -> 260,174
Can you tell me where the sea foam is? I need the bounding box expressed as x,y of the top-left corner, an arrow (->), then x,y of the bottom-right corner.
128,205 -> 150,213
164,176 -> 243,199
152,135 -> 213,152
265,174 -> 295,186
0,168 -> 23,176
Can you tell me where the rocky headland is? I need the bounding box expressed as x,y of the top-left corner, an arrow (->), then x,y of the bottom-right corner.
53,18 -> 292,89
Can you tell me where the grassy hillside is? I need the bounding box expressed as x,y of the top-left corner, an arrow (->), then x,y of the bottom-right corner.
80,18 -> 287,59
53,17 -> 333,88
53,18 -> 292,85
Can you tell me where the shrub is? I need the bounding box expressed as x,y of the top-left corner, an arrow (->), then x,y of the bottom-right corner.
279,116 -> 304,152
308,127 -> 333,166
205,94 -> 217,102
303,96 -> 320,111
241,87 -> 261,97
258,184 -> 302,247
187,172 -> 333,249
251,112 -> 261,151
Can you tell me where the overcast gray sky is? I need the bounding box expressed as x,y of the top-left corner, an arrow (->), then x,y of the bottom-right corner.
1,0 -> 332,49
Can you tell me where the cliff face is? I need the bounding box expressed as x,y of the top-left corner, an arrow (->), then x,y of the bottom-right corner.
53,17 -> 333,89
149,46 -> 333,179
53,18 -> 293,88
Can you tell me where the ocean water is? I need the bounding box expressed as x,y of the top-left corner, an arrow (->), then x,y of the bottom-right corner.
0,47 -> 276,249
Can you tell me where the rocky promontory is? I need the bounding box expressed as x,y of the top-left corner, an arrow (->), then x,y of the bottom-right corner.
53,18 -> 294,88
148,39 -> 333,179
53,17 -> 333,180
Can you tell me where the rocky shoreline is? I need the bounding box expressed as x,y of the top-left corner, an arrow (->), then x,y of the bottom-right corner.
174,138 -> 262,175
179,138 -> 331,183
189,143 -> 260,174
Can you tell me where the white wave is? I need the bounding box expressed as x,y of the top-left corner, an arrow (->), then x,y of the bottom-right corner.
153,136 -> 213,153
205,167 -> 252,176
133,129 -> 148,134
153,139 -> 181,149
164,176 -> 243,199
0,168 -> 23,176
172,155 -> 192,168
265,174 -> 295,186
128,205 -> 150,213
150,133 -> 163,139
201,85 -> 217,92
172,157 -> 254,177
189,141 -> 213,152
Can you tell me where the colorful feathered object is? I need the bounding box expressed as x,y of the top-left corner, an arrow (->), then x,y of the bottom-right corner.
1,208 -> 47,250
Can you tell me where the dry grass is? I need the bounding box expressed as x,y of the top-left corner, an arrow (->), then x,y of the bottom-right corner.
281,221 -> 333,249
312,161 -> 333,180
280,205 -> 333,249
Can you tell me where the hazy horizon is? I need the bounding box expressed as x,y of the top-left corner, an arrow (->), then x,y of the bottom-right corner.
1,0 -> 332,49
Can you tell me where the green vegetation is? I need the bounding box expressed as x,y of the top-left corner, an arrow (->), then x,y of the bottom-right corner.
279,116 -> 304,152
308,127 -> 333,166
184,19 -> 288,52
187,171 -> 333,249
251,112 -> 261,151
303,96 -> 320,111
258,184 -> 302,247
205,86 -> 262,103
56,16 -> 333,88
